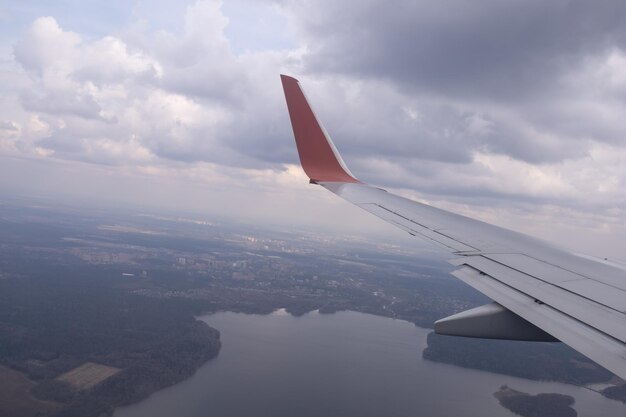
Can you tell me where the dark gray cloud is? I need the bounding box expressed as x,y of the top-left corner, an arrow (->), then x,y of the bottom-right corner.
277,0 -> 626,164
289,0 -> 626,98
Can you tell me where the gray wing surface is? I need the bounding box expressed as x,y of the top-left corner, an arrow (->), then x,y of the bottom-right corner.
281,74 -> 626,380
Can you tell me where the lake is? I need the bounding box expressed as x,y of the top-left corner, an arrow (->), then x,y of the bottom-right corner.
114,310 -> 626,417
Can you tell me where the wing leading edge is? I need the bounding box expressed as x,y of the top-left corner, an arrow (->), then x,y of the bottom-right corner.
280,74 -> 626,380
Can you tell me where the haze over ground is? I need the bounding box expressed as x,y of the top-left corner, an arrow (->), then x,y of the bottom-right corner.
1,0 -> 625,259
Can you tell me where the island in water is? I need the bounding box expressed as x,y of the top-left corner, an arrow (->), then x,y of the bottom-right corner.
494,385 -> 577,417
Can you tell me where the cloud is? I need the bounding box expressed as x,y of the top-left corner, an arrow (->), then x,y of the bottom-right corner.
285,0 -> 626,97
281,0 -> 626,162
6,2 -> 300,169
6,7 -> 233,165
144,0 -> 243,101
2,0 -> 626,258
14,16 -> 80,75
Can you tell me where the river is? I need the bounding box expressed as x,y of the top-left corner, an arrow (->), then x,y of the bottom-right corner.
114,310 -> 626,417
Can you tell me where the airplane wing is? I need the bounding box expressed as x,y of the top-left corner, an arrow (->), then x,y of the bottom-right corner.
280,74 -> 626,380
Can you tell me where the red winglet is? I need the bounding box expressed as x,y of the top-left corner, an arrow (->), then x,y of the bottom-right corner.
281,75 -> 360,183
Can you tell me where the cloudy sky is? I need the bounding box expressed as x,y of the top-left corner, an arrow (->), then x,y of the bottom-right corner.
1,0 -> 625,259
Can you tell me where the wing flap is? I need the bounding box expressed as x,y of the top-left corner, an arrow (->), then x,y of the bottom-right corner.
483,253 -> 587,284
559,279 -> 626,312
482,253 -> 626,311
452,265 -> 626,380
450,255 -> 626,344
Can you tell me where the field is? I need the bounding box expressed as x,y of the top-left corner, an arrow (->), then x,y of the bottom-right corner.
57,362 -> 121,390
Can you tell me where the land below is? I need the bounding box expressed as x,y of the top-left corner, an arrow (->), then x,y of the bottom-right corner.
0,198 -> 623,416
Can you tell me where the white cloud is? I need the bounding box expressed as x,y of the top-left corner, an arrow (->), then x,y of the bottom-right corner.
6,4 -> 265,166
14,16 -> 80,76
75,36 -> 163,83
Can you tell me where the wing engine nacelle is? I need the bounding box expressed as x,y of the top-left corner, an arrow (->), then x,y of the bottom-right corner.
435,302 -> 558,342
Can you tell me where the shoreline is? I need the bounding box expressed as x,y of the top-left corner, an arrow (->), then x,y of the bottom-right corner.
112,310 -> 626,417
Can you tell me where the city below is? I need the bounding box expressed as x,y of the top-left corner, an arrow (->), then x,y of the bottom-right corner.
1,196 -> 624,417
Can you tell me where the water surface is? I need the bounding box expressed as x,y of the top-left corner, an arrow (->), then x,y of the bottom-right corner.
114,310 -> 626,417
